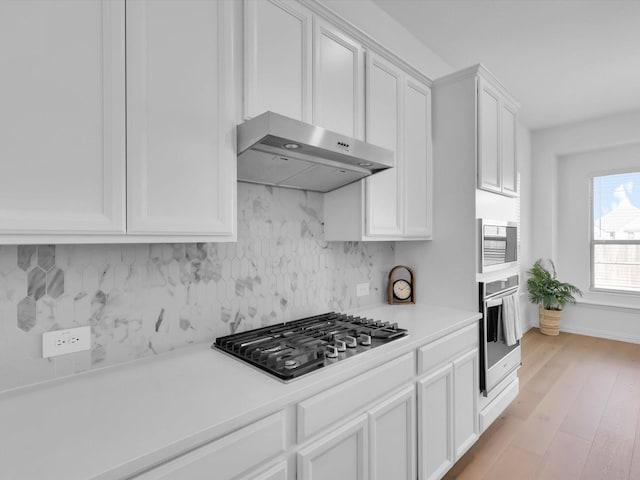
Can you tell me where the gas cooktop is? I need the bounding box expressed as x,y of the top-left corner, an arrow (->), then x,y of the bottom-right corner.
213,312 -> 408,381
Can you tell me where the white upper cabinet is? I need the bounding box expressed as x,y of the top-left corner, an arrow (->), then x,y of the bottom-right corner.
244,0 -> 313,121
476,70 -> 519,196
500,100 -> 518,195
324,57 -> 433,241
0,0 -> 126,238
365,53 -> 403,238
313,19 -> 365,139
0,0 -> 236,243
478,78 -> 501,193
403,78 -> 433,239
126,0 -> 236,237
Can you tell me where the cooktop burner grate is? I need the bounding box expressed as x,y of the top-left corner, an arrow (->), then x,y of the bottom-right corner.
213,312 -> 408,381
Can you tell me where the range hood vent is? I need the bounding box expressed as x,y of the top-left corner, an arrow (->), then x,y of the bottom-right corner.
237,112 -> 394,193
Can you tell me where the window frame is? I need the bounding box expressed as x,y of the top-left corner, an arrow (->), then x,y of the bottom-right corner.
589,168 -> 640,295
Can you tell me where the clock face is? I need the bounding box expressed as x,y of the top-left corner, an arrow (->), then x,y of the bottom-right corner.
393,279 -> 412,301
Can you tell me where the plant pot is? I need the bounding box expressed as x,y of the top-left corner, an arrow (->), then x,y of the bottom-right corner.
539,306 -> 563,336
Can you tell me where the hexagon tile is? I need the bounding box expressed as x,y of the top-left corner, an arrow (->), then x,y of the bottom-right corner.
1,182 -> 394,393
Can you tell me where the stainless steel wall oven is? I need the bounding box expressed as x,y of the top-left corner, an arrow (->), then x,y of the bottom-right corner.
479,274 -> 522,396
478,219 -> 518,274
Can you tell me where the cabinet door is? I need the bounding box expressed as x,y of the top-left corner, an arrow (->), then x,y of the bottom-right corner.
365,53 -> 403,237
313,19 -> 364,139
0,0 -> 125,236
132,412 -> 286,480
369,386 -> 416,480
126,0 -> 236,236
418,364 -> 454,480
244,0 -> 312,121
453,348 -> 479,459
298,415 -> 368,480
477,77 -> 501,193
403,77 -> 433,239
500,100 -> 518,195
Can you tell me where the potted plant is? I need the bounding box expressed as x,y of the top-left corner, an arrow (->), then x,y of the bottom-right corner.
526,259 -> 582,336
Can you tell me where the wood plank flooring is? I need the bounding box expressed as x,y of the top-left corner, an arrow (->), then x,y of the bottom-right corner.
443,329 -> 640,480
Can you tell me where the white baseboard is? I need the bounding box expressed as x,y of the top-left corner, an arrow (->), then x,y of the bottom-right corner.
559,325 -> 640,344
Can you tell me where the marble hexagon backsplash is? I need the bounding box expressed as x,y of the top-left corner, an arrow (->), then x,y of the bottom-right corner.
0,182 -> 394,392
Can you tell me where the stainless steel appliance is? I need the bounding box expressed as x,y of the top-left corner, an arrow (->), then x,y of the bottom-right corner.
237,111 -> 394,193
479,274 -> 521,395
213,312 -> 408,381
478,219 -> 518,273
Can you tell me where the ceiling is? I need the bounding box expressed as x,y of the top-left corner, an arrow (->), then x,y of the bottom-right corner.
370,0 -> 640,131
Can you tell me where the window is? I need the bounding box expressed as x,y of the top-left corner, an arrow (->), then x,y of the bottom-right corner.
591,171 -> 640,293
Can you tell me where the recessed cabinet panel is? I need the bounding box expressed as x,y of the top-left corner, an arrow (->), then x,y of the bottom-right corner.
453,348 -> 479,458
244,0 -> 312,121
403,78 -> 433,239
126,0 -> 235,235
298,415 -> 368,480
501,102 -> 518,195
478,78 -> 501,193
365,53 -> 402,237
418,364 -> 454,480
369,386 -> 416,480
0,0 -> 126,236
313,20 -> 364,139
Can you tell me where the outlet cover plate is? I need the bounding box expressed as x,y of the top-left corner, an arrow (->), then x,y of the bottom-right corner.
356,283 -> 370,297
42,326 -> 91,358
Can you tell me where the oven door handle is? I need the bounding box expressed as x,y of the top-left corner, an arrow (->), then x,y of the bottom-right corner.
485,297 -> 504,308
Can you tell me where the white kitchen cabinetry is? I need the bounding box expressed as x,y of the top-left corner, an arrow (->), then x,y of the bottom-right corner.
369,385 -> 416,480
126,0 -> 236,237
298,415 -> 368,480
418,364 -> 454,480
364,53 -> 403,237
0,0 -> 126,237
0,0 -> 236,243
131,411 -> 286,480
313,19 -> 365,139
244,0 -> 313,121
417,324 -> 479,480
298,387 -> 416,480
297,353 -> 416,480
324,57 -> 433,241
475,67 -> 520,196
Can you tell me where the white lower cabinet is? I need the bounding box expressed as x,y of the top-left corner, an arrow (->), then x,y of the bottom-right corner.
369,385 -> 416,480
418,364 -> 454,480
298,415 -> 368,480
298,385 -> 417,480
126,324 -> 479,480
418,347 -> 479,480
131,411 -> 286,480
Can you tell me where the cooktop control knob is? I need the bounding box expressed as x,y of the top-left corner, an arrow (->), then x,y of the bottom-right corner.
358,334 -> 372,346
335,339 -> 347,352
326,345 -> 339,358
343,336 -> 357,348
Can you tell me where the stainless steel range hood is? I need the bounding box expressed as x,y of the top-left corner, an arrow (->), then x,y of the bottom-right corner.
237,111 -> 394,193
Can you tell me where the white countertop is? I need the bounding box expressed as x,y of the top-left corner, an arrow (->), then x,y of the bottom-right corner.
0,303 -> 480,480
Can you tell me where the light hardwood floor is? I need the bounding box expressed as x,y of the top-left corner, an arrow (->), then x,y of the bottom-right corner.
443,328 -> 640,480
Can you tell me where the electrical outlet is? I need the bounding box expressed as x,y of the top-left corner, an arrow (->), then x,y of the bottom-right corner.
42,326 -> 91,358
356,282 -> 370,297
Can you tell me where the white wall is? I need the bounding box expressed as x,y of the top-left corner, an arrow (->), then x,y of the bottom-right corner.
531,110 -> 640,341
